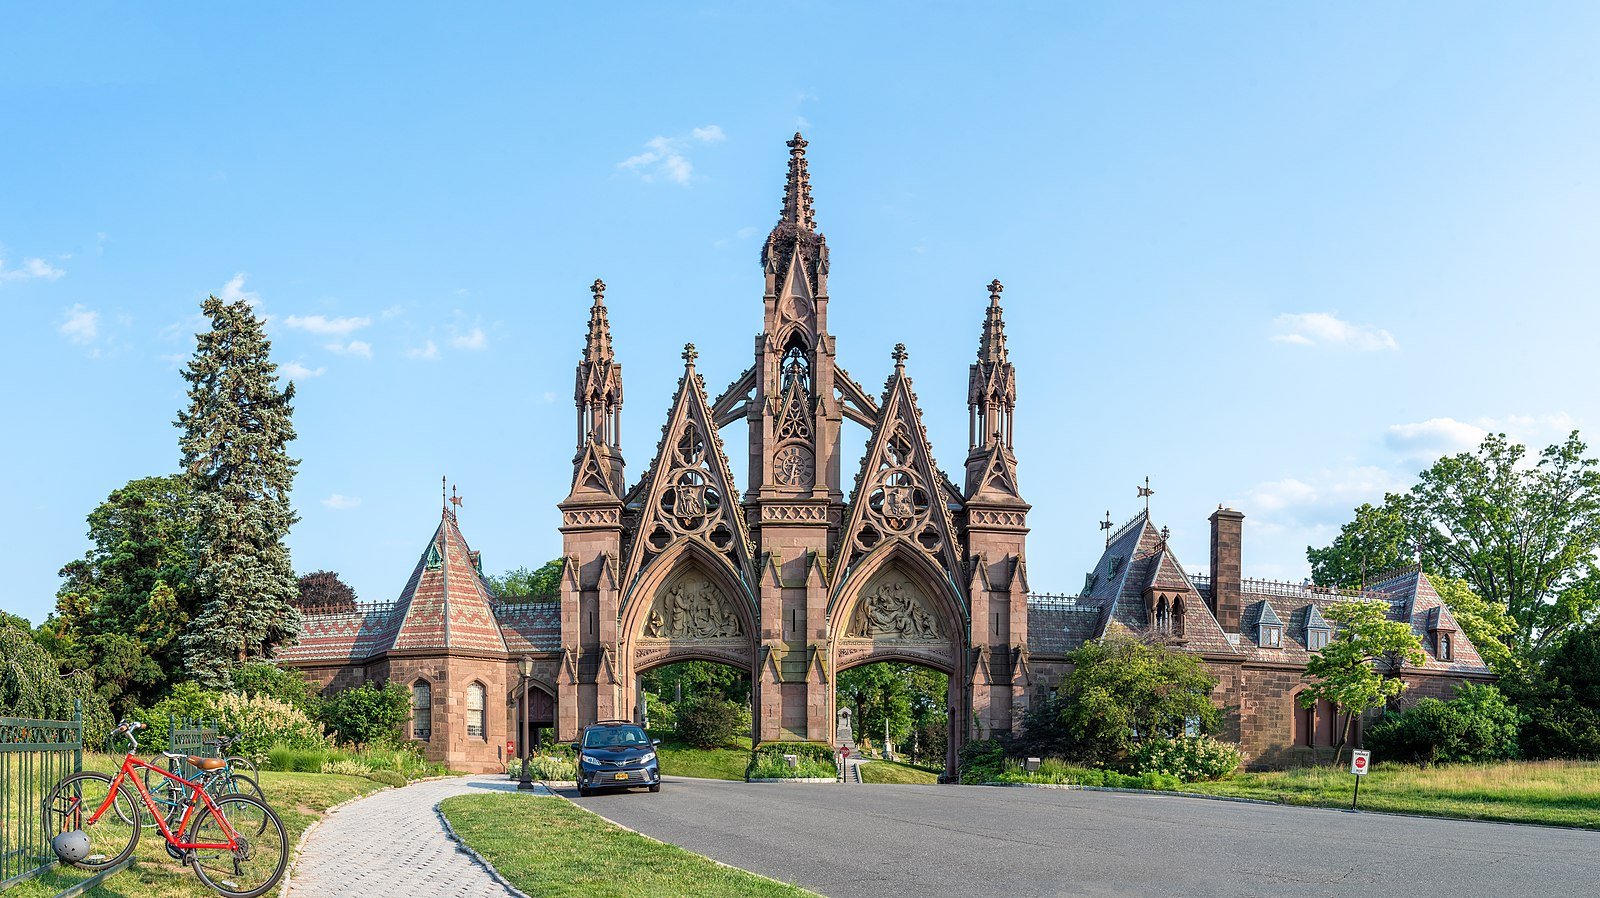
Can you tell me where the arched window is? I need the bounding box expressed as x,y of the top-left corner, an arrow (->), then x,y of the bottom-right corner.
411,680 -> 432,741
466,682 -> 486,739
1437,632 -> 1453,661
1154,596 -> 1171,633
1173,598 -> 1186,637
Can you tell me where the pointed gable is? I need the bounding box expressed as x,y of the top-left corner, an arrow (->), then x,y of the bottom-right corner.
622,344 -> 753,584
836,345 -> 963,581
375,509 -> 507,655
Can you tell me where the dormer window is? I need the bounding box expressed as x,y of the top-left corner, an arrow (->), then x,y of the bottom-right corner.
1307,628 -> 1330,651
1154,596 -> 1172,633
1261,625 -> 1282,648
1437,632 -> 1453,661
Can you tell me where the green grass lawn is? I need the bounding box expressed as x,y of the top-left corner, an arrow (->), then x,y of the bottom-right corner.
859,759 -> 940,784
6,756 -> 385,898
1187,760 -> 1600,829
653,735 -> 753,781
440,793 -> 817,897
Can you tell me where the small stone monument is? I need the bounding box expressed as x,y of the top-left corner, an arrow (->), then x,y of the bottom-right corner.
835,707 -> 857,756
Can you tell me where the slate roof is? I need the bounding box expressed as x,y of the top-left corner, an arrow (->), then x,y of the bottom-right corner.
286,509 -> 561,663
1029,517 -> 1493,677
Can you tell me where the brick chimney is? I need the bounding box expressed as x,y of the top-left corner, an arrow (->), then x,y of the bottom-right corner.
1209,507 -> 1245,632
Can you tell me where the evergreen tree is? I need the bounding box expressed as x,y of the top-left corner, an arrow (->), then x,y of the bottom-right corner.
176,295 -> 301,686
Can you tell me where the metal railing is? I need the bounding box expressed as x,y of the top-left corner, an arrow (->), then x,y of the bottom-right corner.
1188,574 -> 1397,602
169,715 -> 219,780
0,705 -> 82,890
1027,593 -> 1101,612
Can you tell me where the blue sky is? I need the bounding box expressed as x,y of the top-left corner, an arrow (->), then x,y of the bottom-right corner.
4,3 -> 1599,625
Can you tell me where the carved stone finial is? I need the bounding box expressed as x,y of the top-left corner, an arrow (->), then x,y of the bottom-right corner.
788,132 -> 808,153
891,343 -> 908,367
591,278 -> 606,300
988,279 -> 1003,301
682,343 -> 699,366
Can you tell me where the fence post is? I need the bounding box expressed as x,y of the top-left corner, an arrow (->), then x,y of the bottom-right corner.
74,699 -> 83,771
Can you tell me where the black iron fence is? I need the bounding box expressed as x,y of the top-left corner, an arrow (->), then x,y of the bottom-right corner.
169,715 -> 219,780
0,706 -> 82,890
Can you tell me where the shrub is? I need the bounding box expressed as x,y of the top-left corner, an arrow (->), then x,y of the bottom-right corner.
746,743 -> 837,779
1132,736 -> 1242,781
231,662 -> 320,715
1367,683 -> 1521,765
366,770 -> 408,787
0,621 -> 114,748
673,694 -> 748,749
143,683 -> 329,757
1014,635 -> 1219,768
318,682 -> 409,748
957,739 -> 1006,784
510,755 -> 578,781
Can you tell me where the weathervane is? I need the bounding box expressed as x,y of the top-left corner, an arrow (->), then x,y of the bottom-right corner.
1138,476 -> 1154,513
450,484 -> 463,516
1099,510 -> 1113,546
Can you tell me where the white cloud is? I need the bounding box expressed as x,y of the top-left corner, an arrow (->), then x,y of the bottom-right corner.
1385,413 -> 1579,461
59,304 -> 100,344
218,273 -> 260,306
321,494 -> 361,510
325,340 -> 373,358
1238,465 -> 1407,530
450,327 -> 487,351
281,360 -> 326,379
1271,312 -> 1397,351
407,340 -> 439,361
618,125 -> 724,186
380,305 -> 405,320
284,314 -> 372,336
1,256 -> 66,283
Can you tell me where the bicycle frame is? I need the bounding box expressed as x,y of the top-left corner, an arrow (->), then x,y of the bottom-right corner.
83,753 -> 240,852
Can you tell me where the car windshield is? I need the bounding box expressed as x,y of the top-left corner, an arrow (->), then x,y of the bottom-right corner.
583,725 -> 650,748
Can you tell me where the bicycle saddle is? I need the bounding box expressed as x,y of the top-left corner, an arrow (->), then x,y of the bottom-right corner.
162,752 -> 226,771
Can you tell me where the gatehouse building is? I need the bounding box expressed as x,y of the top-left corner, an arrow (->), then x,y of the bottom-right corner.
282,135 -> 1492,776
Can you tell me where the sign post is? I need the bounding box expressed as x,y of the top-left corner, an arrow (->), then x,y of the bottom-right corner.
1349,749 -> 1371,810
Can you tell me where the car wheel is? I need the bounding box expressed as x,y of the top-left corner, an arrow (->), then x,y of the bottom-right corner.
648,783 -> 660,793
577,786 -> 591,797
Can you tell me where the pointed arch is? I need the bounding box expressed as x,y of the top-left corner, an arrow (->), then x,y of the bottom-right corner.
619,538 -> 759,681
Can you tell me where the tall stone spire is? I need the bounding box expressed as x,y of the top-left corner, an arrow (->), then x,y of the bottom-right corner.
968,279 -> 1016,452
761,133 -> 829,299
569,278 -> 625,498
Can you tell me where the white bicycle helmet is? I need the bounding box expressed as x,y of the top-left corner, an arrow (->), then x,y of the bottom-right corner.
52,830 -> 90,864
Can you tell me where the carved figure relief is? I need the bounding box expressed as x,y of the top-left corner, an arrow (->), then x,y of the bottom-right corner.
847,575 -> 943,641
642,575 -> 743,639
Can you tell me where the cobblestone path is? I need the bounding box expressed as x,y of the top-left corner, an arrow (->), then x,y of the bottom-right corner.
287,775 -> 538,898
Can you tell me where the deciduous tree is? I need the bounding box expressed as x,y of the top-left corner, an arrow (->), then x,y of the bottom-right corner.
295,570 -> 358,612
1299,599 -> 1425,766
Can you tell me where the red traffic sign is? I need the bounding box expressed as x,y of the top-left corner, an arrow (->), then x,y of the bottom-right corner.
841,746 -> 851,758
1351,750 -> 1371,776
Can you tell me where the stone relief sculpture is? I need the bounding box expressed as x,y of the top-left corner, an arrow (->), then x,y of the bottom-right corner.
848,577 -> 942,641
643,576 -> 742,639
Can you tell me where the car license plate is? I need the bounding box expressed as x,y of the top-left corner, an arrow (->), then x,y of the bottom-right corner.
613,772 -> 629,780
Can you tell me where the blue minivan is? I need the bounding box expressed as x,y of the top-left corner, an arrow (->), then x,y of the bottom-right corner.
574,721 -> 662,796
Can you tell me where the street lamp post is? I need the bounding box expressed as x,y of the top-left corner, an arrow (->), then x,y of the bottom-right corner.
517,655 -> 535,791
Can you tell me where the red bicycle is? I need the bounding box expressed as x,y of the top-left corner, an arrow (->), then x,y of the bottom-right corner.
41,719 -> 288,898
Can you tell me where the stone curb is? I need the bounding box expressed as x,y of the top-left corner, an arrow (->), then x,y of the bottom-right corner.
436,796 -> 541,898
554,792 -> 823,896
746,777 -> 837,784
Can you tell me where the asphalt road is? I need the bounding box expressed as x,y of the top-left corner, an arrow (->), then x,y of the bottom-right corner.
567,777 -> 1600,898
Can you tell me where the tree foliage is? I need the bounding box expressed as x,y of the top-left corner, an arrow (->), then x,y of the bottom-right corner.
641,660 -> 751,706
319,682 -> 409,748
835,662 -> 947,757
1307,501 -> 1413,589
44,474 -> 199,715
1366,683 -> 1520,765
1016,635 -> 1221,768
177,295 -> 302,686
672,693 -> 747,749
486,559 -> 564,598
1299,599 -> 1425,765
1502,620 -> 1600,759
1427,574 -> 1517,675
1402,432 -> 1600,655
295,570 -> 357,612
0,620 -> 114,748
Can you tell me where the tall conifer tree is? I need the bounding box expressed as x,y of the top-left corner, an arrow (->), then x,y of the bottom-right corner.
177,295 -> 301,686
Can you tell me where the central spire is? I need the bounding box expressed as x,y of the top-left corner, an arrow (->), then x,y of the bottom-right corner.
779,132 -> 816,231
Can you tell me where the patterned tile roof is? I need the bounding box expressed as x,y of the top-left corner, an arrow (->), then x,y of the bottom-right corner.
493,601 -> 563,654
278,604 -> 393,663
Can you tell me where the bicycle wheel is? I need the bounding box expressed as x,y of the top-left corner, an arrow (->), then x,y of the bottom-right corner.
225,755 -> 260,781
218,774 -> 268,834
187,794 -> 288,898
41,772 -> 141,871
140,756 -> 183,828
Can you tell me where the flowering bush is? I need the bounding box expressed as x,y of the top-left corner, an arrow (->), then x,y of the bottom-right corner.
1132,735 -> 1241,781
142,683 -> 329,757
